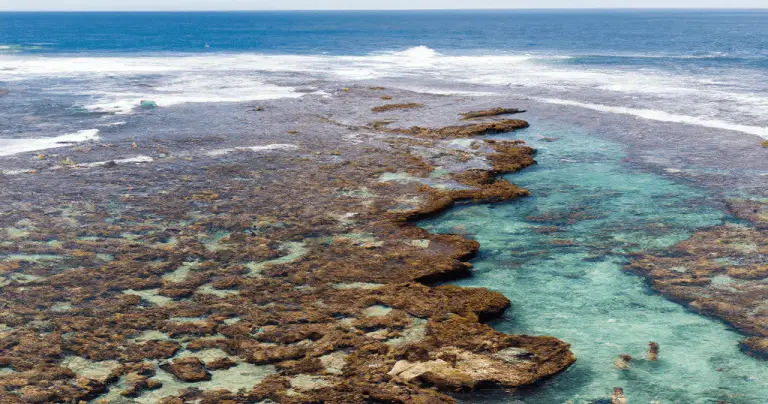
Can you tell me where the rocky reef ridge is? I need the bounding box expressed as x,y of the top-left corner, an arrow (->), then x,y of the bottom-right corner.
627,198 -> 768,359
0,89 -> 575,403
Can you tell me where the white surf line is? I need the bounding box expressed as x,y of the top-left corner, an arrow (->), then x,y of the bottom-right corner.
74,155 -> 154,168
3,155 -> 155,176
401,87 -> 499,97
1,169 -> 36,175
97,121 -> 127,128
0,129 -> 100,157
538,98 -> 768,139
206,144 -> 299,157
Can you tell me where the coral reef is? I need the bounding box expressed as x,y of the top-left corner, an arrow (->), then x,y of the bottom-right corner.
627,199 -> 768,359
459,107 -> 525,120
371,103 -> 424,113
395,119 -> 530,139
160,358 -> 211,382
0,102 -> 574,402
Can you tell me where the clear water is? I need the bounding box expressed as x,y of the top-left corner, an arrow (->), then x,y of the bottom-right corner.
421,120 -> 768,403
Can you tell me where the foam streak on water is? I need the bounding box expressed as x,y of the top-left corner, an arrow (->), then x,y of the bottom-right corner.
1,46 -> 767,134
0,129 -> 99,156
1,10 -> 767,138
538,98 -> 768,139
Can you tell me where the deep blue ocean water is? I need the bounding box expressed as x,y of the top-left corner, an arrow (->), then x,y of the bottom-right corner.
1,10 -> 767,139
1,10 -> 767,63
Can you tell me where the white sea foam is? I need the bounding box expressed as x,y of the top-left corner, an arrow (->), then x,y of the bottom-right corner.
2,46 -> 767,136
206,144 -> 299,157
539,98 -> 768,138
2,155 -> 154,176
387,45 -> 442,59
1,168 -> 36,175
76,155 -> 154,168
401,87 -> 498,97
97,121 -> 127,127
85,76 -> 304,115
0,129 -> 100,157
0,54 -> 314,114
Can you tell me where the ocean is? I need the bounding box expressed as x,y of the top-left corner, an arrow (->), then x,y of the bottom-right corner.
1,10 -> 767,140
2,9 -> 768,404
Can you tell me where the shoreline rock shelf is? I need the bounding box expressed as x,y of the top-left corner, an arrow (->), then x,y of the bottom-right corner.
627,198 -> 768,360
0,98 -> 574,402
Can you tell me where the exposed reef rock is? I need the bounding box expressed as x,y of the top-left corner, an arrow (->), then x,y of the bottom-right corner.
627,198 -> 768,359
371,103 -> 425,113
725,198 -> 768,229
160,358 -> 211,382
459,107 -> 525,120
0,101 -> 574,402
393,119 -> 531,139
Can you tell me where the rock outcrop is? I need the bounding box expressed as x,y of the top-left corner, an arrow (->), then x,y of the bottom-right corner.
0,101 -> 574,402
627,198 -> 768,359
460,107 -> 525,120
160,358 -> 211,382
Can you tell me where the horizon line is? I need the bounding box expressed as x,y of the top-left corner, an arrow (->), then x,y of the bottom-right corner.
1,7 -> 767,12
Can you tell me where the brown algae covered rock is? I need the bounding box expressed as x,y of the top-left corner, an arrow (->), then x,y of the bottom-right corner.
627,200 -> 768,358
460,107 -> 526,120
398,119 -> 531,139
0,98 -> 574,402
741,337 -> 768,359
160,357 -> 211,382
371,103 -> 425,113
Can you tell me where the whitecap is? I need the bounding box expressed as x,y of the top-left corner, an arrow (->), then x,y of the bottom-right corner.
385,45 -> 442,59
0,129 -> 100,157
206,144 -> 298,157
97,121 -> 127,127
2,50 -> 767,132
71,155 -> 154,168
538,98 -> 768,138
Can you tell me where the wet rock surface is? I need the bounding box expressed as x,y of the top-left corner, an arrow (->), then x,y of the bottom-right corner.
627,198 -> 768,360
0,89 -> 574,402
371,103 -> 425,113
459,107 -> 525,120
160,358 -> 210,382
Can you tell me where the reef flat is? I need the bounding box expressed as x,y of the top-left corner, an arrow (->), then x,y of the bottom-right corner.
0,88 -> 575,403
628,198 -> 768,360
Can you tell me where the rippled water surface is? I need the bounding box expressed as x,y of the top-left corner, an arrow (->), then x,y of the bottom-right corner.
423,120 -> 768,403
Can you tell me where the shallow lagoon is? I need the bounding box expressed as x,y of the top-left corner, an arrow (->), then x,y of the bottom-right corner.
422,120 -> 768,403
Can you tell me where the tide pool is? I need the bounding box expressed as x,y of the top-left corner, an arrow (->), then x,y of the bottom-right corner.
422,120 -> 768,403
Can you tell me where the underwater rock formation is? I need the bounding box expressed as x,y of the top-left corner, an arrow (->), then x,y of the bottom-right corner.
0,102 -> 574,402
627,198 -> 768,359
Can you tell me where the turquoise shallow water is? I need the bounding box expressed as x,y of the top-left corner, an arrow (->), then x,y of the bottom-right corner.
422,120 -> 768,403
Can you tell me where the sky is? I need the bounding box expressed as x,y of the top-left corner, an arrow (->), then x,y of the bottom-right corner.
0,0 -> 766,11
